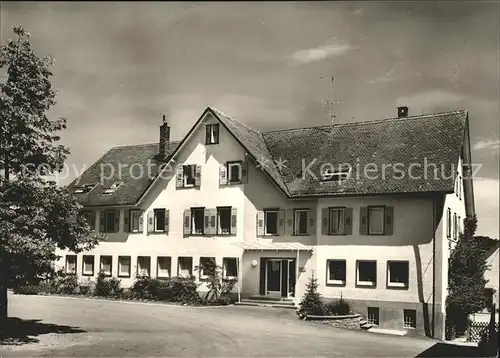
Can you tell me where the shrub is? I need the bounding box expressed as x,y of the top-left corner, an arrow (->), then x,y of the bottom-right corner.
49,271 -> 79,295
217,295 -> 233,306
168,277 -> 202,305
195,259 -> 236,305
13,284 -> 40,295
130,276 -> 165,300
94,271 -> 122,298
326,297 -> 351,316
298,274 -> 327,316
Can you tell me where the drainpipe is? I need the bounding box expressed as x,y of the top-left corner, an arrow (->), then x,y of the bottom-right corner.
237,255 -> 242,303
296,249 -> 299,299
432,198 -> 436,338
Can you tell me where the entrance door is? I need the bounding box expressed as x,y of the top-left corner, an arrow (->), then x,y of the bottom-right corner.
288,260 -> 296,298
266,259 -> 282,296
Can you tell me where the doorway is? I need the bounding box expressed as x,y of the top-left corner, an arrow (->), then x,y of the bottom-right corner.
262,258 -> 296,298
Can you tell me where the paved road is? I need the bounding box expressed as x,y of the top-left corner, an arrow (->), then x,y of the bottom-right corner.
2,294 -> 437,357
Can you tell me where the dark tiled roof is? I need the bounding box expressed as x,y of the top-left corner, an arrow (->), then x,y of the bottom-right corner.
70,107 -> 467,206
68,142 -> 179,206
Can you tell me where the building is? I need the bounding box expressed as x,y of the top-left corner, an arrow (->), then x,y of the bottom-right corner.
57,106 -> 474,339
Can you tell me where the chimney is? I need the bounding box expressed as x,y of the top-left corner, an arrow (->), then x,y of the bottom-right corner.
397,106 -> 409,118
158,115 -> 170,159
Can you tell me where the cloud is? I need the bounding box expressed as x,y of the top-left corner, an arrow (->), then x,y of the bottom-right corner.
366,68 -> 396,85
289,40 -> 357,65
473,138 -> 500,152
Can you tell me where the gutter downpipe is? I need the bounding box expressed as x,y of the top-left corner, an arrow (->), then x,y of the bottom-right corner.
432,197 -> 436,338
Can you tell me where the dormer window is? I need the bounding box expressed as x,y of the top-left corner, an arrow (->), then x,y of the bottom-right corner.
205,124 -> 220,145
102,181 -> 123,195
74,183 -> 96,194
321,164 -> 351,183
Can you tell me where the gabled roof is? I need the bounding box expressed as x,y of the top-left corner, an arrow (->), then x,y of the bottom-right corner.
69,106 -> 468,207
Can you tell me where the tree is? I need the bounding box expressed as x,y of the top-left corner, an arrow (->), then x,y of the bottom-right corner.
446,215 -> 489,337
298,272 -> 326,317
0,25 -> 101,331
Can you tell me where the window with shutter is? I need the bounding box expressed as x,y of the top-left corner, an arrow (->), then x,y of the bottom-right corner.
256,211 -> 265,236
103,210 -> 117,233
264,210 -> 278,235
329,208 -> 345,235
153,209 -> 166,232
227,161 -> 243,184
368,207 -> 385,235
294,209 -> 308,235
446,208 -> 451,238
183,209 -> 191,235
219,164 -> 228,186
191,208 -> 205,235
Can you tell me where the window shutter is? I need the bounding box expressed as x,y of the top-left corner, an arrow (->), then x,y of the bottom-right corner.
147,210 -> 154,233
321,208 -> 329,235
183,209 -> 191,235
195,165 -> 202,187
278,210 -> 285,236
115,210 -> 120,233
344,208 -> 353,235
123,210 -> 130,232
256,211 -> 265,236
385,206 -> 394,235
138,211 -> 144,233
176,166 -> 183,189
219,164 -> 228,186
99,211 -> 105,232
241,158 -> 249,183
90,212 -> 96,230
286,209 -> 294,235
231,208 -> 237,235
205,125 -> 211,144
307,209 -> 316,236
359,207 -> 368,235
204,208 -> 211,235
209,208 -> 217,235
164,209 -> 170,234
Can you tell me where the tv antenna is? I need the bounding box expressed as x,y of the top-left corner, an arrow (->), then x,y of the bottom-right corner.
320,74 -> 344,124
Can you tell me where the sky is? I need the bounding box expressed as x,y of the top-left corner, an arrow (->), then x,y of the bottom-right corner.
1,1 -> 499,238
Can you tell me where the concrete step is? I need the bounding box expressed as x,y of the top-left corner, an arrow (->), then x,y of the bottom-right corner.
360,322 -> 373,329
241,299 -> 295,306
359,320 -> 368,326
367,327 -> 407,336
248,295 -> 294,303
235,301 -> 297,309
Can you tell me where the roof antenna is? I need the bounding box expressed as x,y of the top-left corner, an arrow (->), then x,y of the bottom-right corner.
321,73 -> 344,124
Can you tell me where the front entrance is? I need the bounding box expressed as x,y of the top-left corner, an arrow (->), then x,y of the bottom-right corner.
260,258 -> 296,298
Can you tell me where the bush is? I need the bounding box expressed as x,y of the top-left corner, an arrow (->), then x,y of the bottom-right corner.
13,284 -> 40,295
94,271 -> 122,298
195,259 -> 236,305
217,295 -> 233,306
49,271 -> 79,295
168,277 -> 202,305
326,297 -> 351,316
298,274 -> 327,316
130,276 -> 165,300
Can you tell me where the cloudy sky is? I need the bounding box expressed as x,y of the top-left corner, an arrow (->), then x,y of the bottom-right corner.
1,1 -> 499,238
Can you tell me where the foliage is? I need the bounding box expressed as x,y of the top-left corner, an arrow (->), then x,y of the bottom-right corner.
326,296 -> 351,316
130,276 -> 166,300
195,258 -> 236,305
0,25 -> 102,328
47,271 -> 79,295
166,277 -> 203,305
129,276 -> 202,304
94,271 -> 122,298
446,215 -> 490,337
13,284 -> 40,295
298,274 -> 327,316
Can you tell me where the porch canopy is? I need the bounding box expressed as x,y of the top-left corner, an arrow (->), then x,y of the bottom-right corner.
233,242 -> 313,252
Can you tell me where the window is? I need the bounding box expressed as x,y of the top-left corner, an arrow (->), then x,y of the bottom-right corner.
183,165 -> 197,187
329,208 -> 345,234
191,208 -> 205,235
484,288 -> 494,312
321,164 -> 351,182
265,210 -> 278,235
104,210 -> 117,233
82,255 -> 95,276
102,181 -> 123,195
73,183 -> 96,194
81,211 -> 95,229
403,309 -> 416,328
458,216 -> 461,235
227,162 -> 242,183
446,208 -> 452,238
458,176 -> 462,200
206,123 -> 220,145
178,257 -> 193,278
387,261 -> 409,288
100,256 -> 112,277
130,210 -> 141,232
137,256 -> 151,277
118,256 -> 131,278
223,258 -> 238,279
367,307 -> 379,325
327,260 -> 346,285
154,209 -> 166,232
453,213 -> 457,240
157,257 -> 171,278
66,255 -> 77,273
294,210 -> 308,235
217,207 -> 232,235
357,260 -> 377,287
199,257 -> 216,280
368,207 -> 385,235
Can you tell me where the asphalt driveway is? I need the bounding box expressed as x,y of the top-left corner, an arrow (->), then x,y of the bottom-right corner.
2,293 -> 439,357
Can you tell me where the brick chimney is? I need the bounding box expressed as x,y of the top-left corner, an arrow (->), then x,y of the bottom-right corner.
397,106 -> 409,118
158,115 -> 170,159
